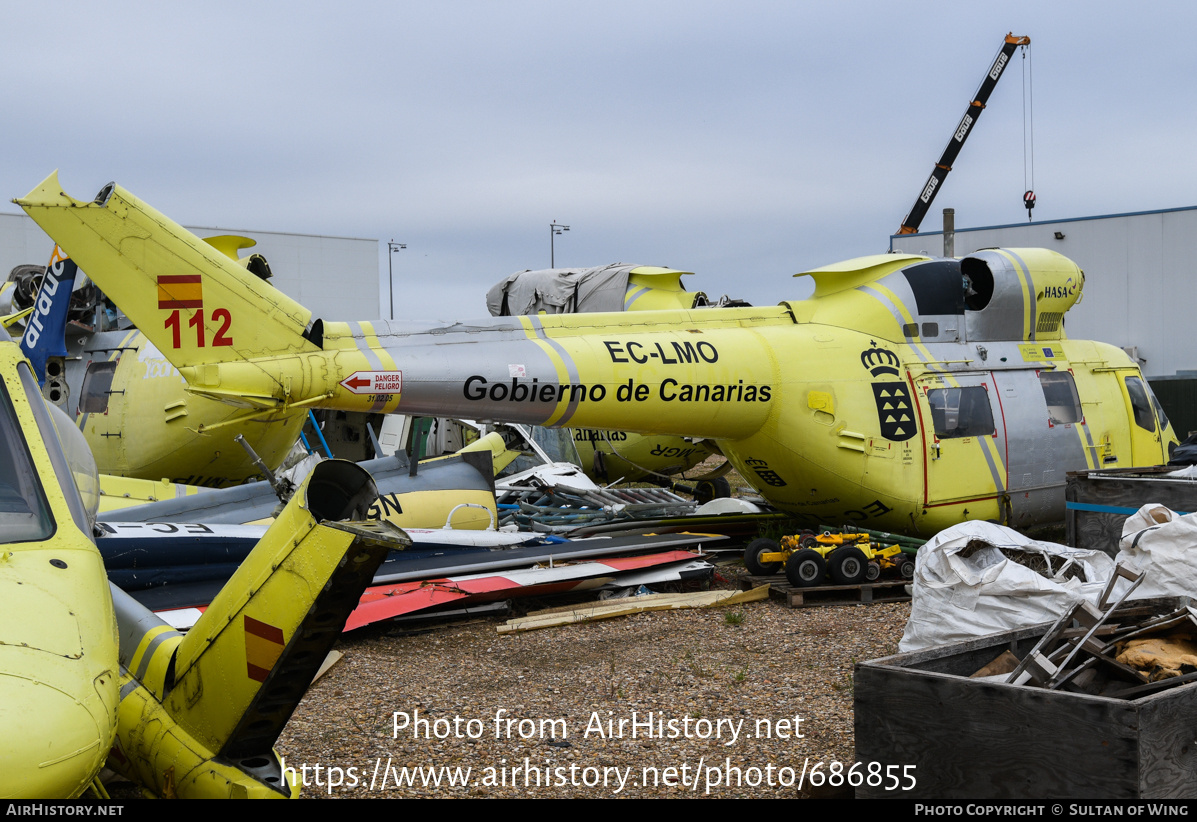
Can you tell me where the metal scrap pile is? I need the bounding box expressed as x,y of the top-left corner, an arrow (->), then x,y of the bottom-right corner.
989,567 -> 1197,698
496,484 -> 695,531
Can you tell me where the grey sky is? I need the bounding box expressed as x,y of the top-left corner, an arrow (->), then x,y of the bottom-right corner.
2,1 -> 1193,319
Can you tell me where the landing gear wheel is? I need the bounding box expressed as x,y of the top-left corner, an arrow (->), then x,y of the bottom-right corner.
694,476 -> 732,504
864,561 -> 881,582
828,546 -> 869,586
798,534 -> 818,550
785,548 -> 826,588
744,538 -> 782,576
899,557 -> 917,579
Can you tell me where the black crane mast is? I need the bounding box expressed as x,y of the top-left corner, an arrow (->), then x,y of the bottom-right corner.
897,33 -> 1031,236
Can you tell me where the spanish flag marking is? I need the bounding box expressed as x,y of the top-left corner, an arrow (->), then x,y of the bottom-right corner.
157,275 -> 203,309
245,615 -> 285,682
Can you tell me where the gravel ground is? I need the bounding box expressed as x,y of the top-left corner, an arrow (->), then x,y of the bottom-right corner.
275,565 -> 911,799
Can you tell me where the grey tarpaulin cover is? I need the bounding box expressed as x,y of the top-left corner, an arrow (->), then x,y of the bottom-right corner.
486,264 -> 643,316
899,520 -> 1115,652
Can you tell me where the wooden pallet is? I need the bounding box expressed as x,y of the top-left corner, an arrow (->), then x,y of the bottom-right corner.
741,574 -> 911,608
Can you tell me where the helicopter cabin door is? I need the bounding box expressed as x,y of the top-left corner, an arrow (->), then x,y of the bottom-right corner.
1116,370 -> 1164,467
915,373 -> 1007,520
989,368 -> 1092,527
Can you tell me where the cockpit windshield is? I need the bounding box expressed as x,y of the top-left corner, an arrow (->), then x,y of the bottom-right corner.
0,377 -> 54,544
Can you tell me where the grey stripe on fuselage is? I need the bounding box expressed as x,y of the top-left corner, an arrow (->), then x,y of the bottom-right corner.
978,432 -> 1007,498
347,322 -> 388,412
623,286 -> 651,309
857,284 -> 944,373
134,627 -> 181,682
526,315 -> 583,426
1002,250 -> 1036,342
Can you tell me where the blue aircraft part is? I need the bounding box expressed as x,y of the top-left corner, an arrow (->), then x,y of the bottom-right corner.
309,409 -> 334,458
19,255 -> 79,386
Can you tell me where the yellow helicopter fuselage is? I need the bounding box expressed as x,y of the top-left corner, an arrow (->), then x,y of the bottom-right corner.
70,331 -> 308,488
0,335 -> 118,798
18,175 -> 1177,536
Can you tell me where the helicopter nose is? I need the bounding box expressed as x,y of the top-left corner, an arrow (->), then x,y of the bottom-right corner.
0,672 -> 108,799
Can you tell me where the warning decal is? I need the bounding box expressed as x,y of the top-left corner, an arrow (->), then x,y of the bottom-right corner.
340,371 -> 403,395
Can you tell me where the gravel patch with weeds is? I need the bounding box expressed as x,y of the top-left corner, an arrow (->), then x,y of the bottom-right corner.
276,567 -> 910,799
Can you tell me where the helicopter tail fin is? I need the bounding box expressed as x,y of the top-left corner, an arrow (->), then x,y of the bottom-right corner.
16,171 -> 320,370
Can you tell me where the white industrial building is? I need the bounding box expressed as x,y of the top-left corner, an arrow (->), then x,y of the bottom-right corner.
0,212 -> 380,322
890,205 -> 1197,379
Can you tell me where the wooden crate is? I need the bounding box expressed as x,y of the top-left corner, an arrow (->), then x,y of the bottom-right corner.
1066,466 -> 1197,557
854,599 -> 1197,798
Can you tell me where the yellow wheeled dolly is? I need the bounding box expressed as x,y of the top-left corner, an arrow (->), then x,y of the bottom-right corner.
743,530 -> 916,588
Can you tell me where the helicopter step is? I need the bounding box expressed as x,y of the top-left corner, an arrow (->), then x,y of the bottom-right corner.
740,575 -> 912,608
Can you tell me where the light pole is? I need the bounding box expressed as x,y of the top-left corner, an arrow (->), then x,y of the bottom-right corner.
387,240 -> 406,320
549,221 -> 569,268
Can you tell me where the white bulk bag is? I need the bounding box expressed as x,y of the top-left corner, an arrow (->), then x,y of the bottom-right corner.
900,520 -> 1115,652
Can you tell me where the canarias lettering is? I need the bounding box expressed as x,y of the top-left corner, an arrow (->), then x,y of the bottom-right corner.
659,379 -> 771,403
462,375 -> 772,404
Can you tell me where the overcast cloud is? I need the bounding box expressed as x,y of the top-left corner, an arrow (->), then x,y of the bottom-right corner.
1,1 -> 1193,318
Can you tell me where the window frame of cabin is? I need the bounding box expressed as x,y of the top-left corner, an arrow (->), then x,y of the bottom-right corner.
926,386 -> 996,439
1038,370 -> 1083,426
79,360 -> 119,415
1124,376 -> 1157,433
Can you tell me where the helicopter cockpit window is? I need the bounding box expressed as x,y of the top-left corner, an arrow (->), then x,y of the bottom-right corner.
79,361 -> 118,414
1124,376 -> 1157,432
1038,371 -> 1083,425
528,425 -> 582,466
0,378 -> 55,545
926,386 -> 995,439
1147,385 -> 1171,433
